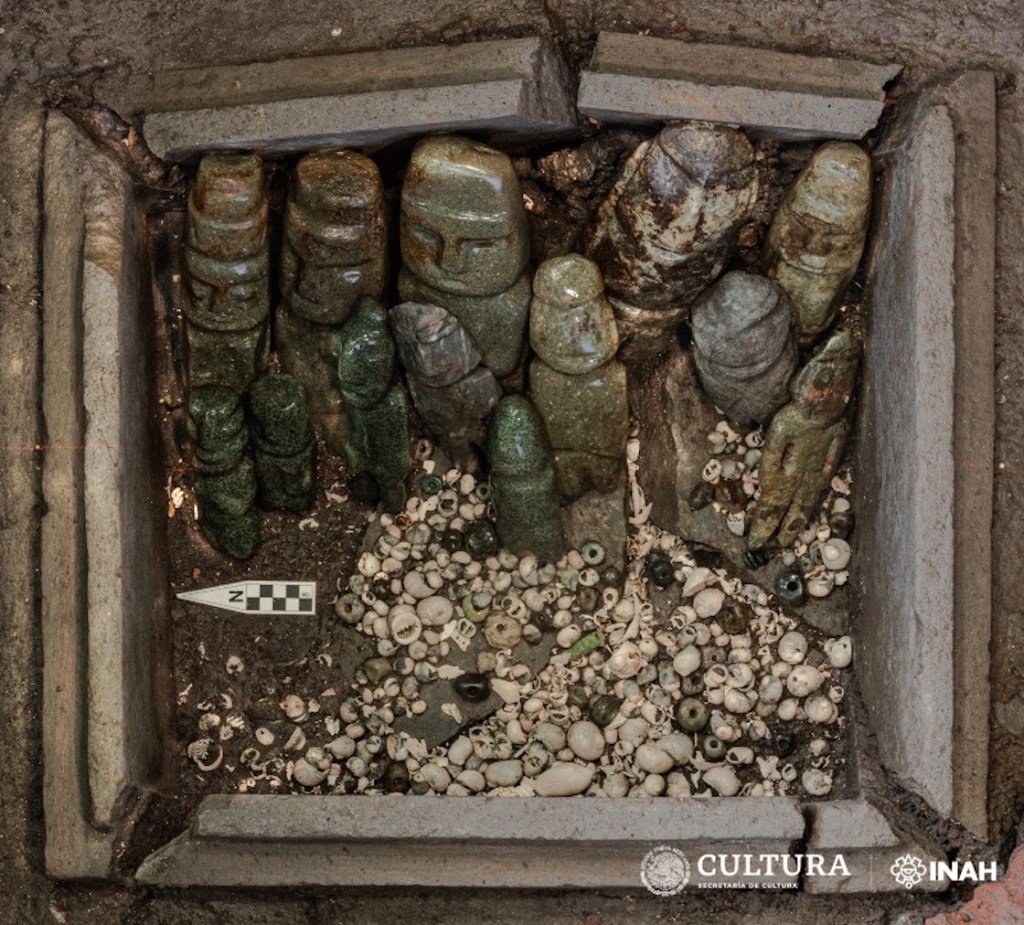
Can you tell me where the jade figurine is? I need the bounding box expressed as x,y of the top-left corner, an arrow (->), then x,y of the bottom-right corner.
248,373 -> 315,513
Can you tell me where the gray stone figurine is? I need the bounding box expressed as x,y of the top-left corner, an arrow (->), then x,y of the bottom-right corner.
586,121 -> 758,359
337,297 -> 411,513
529,254 -> 628,499
691,271 -> 798,425
183,153 -> 270,393
278,150 -> 386,454
488,395 -> 565,562
762,141 -> 872,343
746,329 -> 860,551
188,385 -> 259,559
390,301 -> 501,472
399,135 -> 530,379
248,373 -> 315,514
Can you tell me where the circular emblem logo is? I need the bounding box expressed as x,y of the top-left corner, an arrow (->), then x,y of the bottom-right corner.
890,853 -> 928,889
640,845 -> 691,896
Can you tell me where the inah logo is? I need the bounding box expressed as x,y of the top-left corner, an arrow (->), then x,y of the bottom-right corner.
641,846 -> 691,895
890,854 -> 928,889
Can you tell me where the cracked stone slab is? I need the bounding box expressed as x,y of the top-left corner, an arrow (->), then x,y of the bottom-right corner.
114,37 -> 578,160
578,33 -> 900,140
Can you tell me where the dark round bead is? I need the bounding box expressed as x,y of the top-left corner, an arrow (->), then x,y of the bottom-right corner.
382,760 -> 411,793
774,567 -> 806,605
691,544 -> 723,569
453,672 -> 491,703
589,694 -> 622,727
742,547 -> 773,570
372,577 -> 394,603
599,565 -> 622,588
474,481 -> 493,502
675,697 -> 709,732
463,519 -> 499,558
647,556 -> 675,588
775,732 -> 796,758
576,586 -> 600,613
567,685 -> 591,710
351,473 -> 380,505
419,474 -> 444,495
829,510 -> 855,540
719,600 -> 750,634
438,529 -> 463,552
700,734 -> 727,760
688,481 -> 715,511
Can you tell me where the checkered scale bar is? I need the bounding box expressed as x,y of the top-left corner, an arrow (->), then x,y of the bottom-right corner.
244,582 -> 315,613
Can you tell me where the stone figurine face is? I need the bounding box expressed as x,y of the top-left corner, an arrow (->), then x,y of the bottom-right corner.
284,150 -> 385,310
401,135 -> 528,297
248,374 -> 312,452
390,302 -> 480,389
337,297 -> 396,408
773,142 -> 871,276
186,153 -> 269,328
187,385 -> 247,467
790,328 -> 860,421
530,255 -> 619,375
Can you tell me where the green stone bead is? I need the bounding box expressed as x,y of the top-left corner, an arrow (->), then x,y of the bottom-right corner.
676,697 -> 710,733
566,630 -> 604,662
589,694 -> 622,728
701,734 -> 727,761
419,474 -> 444,495
463,520 -> 499,559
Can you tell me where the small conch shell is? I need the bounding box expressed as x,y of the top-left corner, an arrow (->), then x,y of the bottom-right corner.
187,737 -> 224,772
607,641 -> 643,679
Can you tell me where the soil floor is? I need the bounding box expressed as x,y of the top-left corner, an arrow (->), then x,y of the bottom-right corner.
1,1 -> 1023,923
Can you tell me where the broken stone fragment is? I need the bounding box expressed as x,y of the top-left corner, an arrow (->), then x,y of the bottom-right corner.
691,271 -> 798,425
398,134 -> 531,378
278,150 -> 386,454
528,254 -> 628,499
747,329 -> 860,551
182,152 -> 270,393
487,394 -> 565,562
337,296 -> 411,514
187,384 -> 259,559
247,373 -> 315,514
586,121 -> 758,359
390,301 -> 501,471
762,140 -> 872,343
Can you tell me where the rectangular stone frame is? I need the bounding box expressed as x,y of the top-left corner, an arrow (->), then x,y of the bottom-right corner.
38,35 -> 995,890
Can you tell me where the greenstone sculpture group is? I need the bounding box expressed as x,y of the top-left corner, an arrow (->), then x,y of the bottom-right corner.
181,124 -> 870,582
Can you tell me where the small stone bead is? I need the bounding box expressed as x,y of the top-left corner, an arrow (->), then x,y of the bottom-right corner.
774,567 -> 806,605
675,697 -> 710,733
700,734 -> 727,761
589,694 -> 622,728
382,760 -> 411,793
419,474 -> 444,495
580,540 -> 606,566
463,519 -> 500,559
647,556 -> 675,588
454,673 -> 491,703
688,481 -> 715,511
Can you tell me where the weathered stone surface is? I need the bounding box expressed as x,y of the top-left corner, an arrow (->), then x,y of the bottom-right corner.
488,395 -> 565,561
124,38 -> 578,159
747,329 -> 859,551
529,255 -> 627,498
248,373 -> 315,513
277,149 -> 385,454
762,141 -> 872,342
188,386 -> 259,559
857,73 -> 995,836
691,270 -> 797,425
399,134 -> 531,378
183,153 -> 270,393
391,301 -> 501,471
561,487 -> 628,572
586,121 -> 757,359
337,297 -> 411,512
578,33 -> 901,141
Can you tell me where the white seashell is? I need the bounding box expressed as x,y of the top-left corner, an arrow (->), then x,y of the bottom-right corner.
666,771 -> 691,798
402,571 -> 433,600
643,773 -> 667,796
703,766 -> 741,796
418,763 -> 452,792
759,676 -> 784,704
607,642 -> 643,679
440,702 -> 464,725
776,698 -> 799,721
327,736 -> 356,759
702,459 -> 722,484
485,760 -> 524,788
279,694 -> 308,724
656,734 -> 694,765
255,727 -> 275,746
417,595 -> 455,627
187,738 -> 223,772
604,772 -> 631,797
820,538 -> 852,571
704,664 -> 729,689
490,677 -> 521,705
802,768 -> 833,796
388,606 -> 422,645
726,511 -> 746,536
726,746 -> 754,765
556,624 -> 582,650
825,635 -> 853,669
567,721 -> 606,761
723,688 -> 754,714
682,567 -> 715,598
777,631 -> 808,665
693,587 -> 725,618
803,694 -> 838,724
358,552 -> 382,577
726,662 -> 755,691
534,762 -> 595,796
804,565 -> 835,598
786,664 -> 824,697
617,716 -> 649,746
635,744 -> 673,774
457,769 -> 486,793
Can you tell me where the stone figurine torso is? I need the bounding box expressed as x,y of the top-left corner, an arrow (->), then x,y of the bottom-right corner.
183,153 -> 270,394
247,373 -> 315,514
399,134 -> 531,379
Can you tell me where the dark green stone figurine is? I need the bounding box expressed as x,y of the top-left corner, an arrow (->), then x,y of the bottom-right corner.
188,385 -> 258,559
487,395 -> 565,562
278,150 -> 386,454
183,153 -> 270,393
337,297 -> 411,513
248,373 -> 315,513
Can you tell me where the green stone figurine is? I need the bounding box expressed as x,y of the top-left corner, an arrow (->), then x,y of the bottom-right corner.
586,122 -> 758,359
183,153 -> 270,393
188,385 -> 259,559
336,297 -> 411,513
248,373 -> 315,513
528,255 -> 628,499
487,395 -> 565,562
746,329 -> 860,551
399,135 -> 530,379
762,141 -> 872,344
278,150 -> 386,454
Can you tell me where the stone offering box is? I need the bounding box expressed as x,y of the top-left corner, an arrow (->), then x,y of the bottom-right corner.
40,34 -> 995,892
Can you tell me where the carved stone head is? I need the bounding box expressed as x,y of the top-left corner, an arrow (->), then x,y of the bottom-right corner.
187,384 -> 248,468
401,135 -> 528,297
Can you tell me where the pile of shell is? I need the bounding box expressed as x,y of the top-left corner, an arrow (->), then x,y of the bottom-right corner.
186,434 -> 853,799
